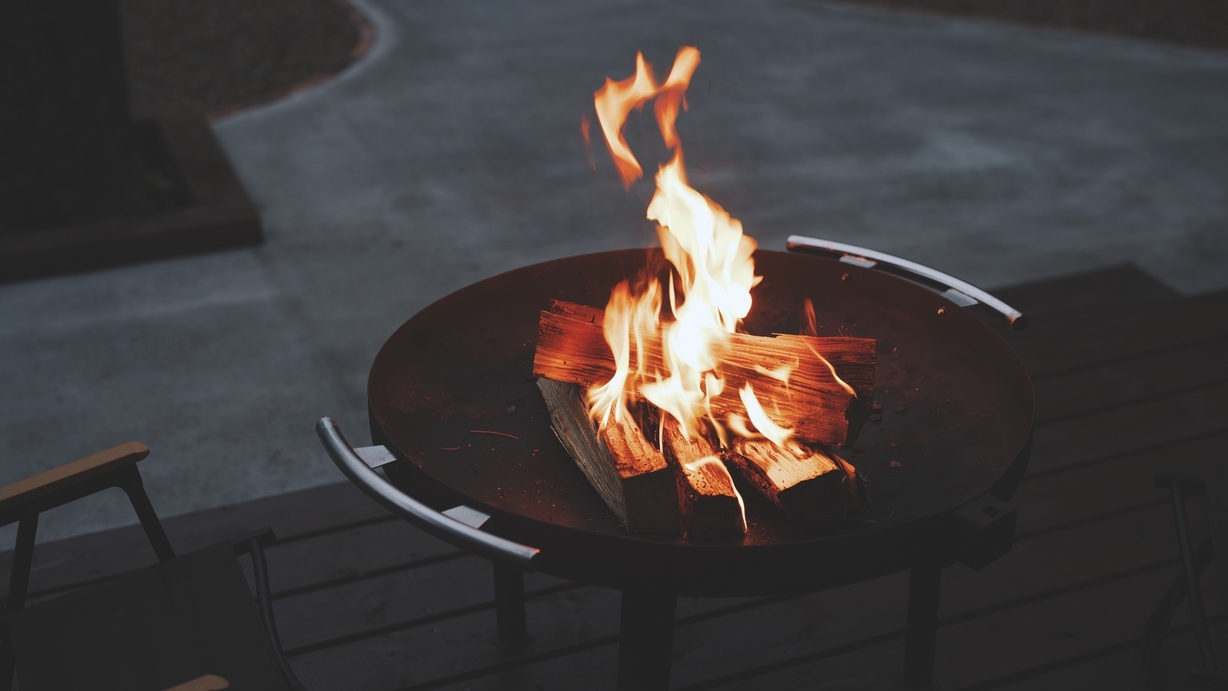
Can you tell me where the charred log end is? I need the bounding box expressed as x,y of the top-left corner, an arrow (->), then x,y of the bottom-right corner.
683,493 -> 747,541
833,453 -> 872,518
842,396 -> 870,448
726,439 -> 870,525
663,421 -> 747,541
777,465 -> 869,524
776,470 -> 846,522
621,468 -> 679,533
673,459 -> 746,540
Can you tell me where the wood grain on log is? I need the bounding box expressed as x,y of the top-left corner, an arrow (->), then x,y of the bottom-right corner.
533,300 -> 876,447
661,419 -> 746,540
536,378 -> 678,533
726,439 -> 861,522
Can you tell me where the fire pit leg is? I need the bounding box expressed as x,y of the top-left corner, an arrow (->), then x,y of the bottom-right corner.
617,588 -> 677,691
493,562 -> 531,648
903,559 -> 943,688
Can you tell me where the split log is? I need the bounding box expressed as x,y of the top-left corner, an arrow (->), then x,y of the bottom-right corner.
536,378 -> 678,533
726,439 -> 866,523
661,419 -> 746,540
534,300 -> 877,447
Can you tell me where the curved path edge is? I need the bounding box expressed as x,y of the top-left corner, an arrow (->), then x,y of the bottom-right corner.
210,0 -> 399,127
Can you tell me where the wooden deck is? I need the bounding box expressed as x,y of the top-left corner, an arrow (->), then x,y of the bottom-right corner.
4,264 -> 1227,690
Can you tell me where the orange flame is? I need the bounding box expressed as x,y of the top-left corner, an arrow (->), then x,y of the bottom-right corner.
589,46 -> 797,461
654,47 -> 701,149
588,279 -> 661,426
593,47 -> 701,188
593,52 -> 660,188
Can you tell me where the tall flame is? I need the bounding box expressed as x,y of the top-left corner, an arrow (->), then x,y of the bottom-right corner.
588,46 -> 796,455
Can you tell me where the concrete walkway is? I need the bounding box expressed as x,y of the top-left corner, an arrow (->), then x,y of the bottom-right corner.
3,0 -> 1226,543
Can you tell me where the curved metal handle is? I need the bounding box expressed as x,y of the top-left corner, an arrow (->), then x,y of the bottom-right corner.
316,417 -> 540,570
787,235 -> 1029,331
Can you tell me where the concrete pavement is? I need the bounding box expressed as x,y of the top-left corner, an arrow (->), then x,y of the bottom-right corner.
3,0 -> 1226,543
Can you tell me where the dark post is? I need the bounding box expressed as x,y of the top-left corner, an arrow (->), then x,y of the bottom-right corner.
492,562 -> 530,648
1,513 -> 39,691
903,559 -> 942,688
617,588 -> 677,691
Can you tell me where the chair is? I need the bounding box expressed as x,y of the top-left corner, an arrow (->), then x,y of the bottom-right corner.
1143,468 -> 1228,690
0,442 -> 307,691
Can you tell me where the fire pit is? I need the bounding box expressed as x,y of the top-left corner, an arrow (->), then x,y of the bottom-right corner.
318,240 -> 1032,688
317,47 -> 1034,690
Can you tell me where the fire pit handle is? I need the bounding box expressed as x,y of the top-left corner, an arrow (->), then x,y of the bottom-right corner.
316,417 -> 541,570
787,235 -> 1029,330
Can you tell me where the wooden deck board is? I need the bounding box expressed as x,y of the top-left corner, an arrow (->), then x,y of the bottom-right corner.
403,496 -> 1199,691
1026,381 -> 1228,477
1032,337 -> 1228,425
990,622 -> 1228,691
3,266 -> 1220,690
990,263 -> 1181,324
0,480 -> 392,600
1014,430 -> 1226,532
285,483 -> 1201,690
275,557 -> 570,654
1007,290 -> 1228,379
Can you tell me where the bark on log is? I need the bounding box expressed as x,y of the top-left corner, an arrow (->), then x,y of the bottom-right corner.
536,378 -> 678,533
726,439 -> 865,523
534,300 -> 877,447
661,419 -> 746,540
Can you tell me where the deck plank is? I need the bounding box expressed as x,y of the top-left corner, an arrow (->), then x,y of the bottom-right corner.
1032,337 -> 1228,425
285,487 -> 1196,690
261,518 -> 456,598
694,565 -> 1197,691
1008,290 -> 1228,379
991,622 -> 1228,691
989,263 -> 1180,324
416,502 -> 1200,690
275,557 -> 570,655
0,480 -> 397,600
1014,430 -> 1228,537
1025,381 -> 1228,477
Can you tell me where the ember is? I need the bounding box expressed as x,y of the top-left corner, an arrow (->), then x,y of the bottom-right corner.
534,47 -> 876,538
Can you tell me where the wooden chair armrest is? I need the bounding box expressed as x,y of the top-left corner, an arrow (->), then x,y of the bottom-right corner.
0,442 -> 150,516
163,675 -> 230,691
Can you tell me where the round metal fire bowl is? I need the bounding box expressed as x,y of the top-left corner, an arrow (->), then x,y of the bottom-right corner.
368,249 -> 1034,596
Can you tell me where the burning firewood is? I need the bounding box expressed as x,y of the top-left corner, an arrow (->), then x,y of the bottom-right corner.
536,46 -> 877,539
725,439 -> 865,523
661,418 -> 747,540
534,300 -> 876,447
536,378 -> 678,533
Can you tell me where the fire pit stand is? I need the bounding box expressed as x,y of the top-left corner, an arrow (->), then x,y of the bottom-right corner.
318,237 -> 1034,690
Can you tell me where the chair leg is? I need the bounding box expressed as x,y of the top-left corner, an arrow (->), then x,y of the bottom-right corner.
1172,480 -> 1218,671
1142,537 -> 1213,690
121,474 -> 175,563
1,513 -> 39,691
617,588 -> 676,691
247,538 -> 308,691
903,558 -> 943,689
493,562 -> 530,648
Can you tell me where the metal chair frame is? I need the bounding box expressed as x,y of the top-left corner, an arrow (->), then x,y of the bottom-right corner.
1145,470 -> 1228,690
0,447 -> 306,691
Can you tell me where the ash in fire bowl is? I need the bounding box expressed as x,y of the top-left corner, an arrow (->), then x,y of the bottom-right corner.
533,47 -> 876,541
368,48 -> 1033,551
